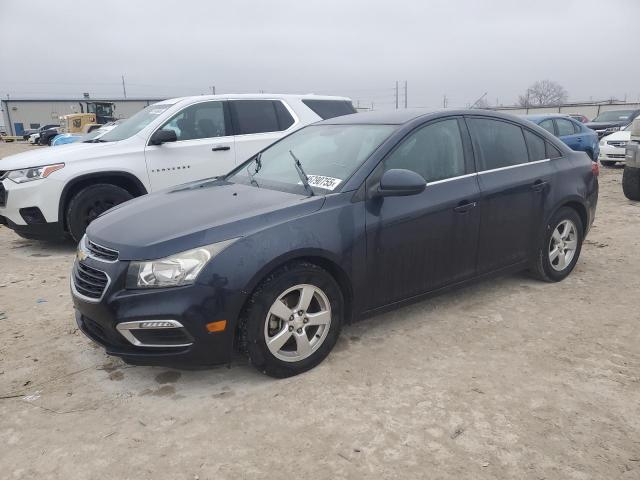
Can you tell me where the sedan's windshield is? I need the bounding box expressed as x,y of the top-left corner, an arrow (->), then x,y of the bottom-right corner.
228,124 -> 396,194
98,103 -> 174,142
593,110 -> 635,122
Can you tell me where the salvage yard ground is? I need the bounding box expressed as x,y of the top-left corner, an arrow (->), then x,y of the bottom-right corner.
1,142 -> 639,479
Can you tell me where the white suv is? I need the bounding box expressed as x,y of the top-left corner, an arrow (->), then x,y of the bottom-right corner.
0,94 -> 355,241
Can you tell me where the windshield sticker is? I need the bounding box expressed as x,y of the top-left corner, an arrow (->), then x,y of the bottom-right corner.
305,175 -> 342,191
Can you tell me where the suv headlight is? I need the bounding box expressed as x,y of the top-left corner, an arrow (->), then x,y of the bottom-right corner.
6,163 -> 64,183
126,238 -> 238,289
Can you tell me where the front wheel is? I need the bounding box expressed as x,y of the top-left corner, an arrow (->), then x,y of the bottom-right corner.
66,184 -> 133,242
241,262 -> 343,378
530,207 -> 583,282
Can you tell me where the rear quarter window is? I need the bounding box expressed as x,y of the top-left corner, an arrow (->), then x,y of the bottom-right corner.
230,100 -> 287,135
524,130 -> 546,161
301,100 -> 356,120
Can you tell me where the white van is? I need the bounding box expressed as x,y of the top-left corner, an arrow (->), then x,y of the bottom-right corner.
0,94 -> 355,241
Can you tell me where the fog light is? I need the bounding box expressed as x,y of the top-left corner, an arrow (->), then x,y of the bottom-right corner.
139,321 -> 178,329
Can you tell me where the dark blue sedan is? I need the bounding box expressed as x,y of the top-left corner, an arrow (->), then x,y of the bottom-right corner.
72,110 -> 599,377
525,114 -> 599,160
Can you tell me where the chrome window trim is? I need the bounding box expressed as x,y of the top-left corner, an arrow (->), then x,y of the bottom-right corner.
477,158 -> 550,175
424,158 -> 551,185
116,320 -> 193,348
70,263 -> 111,303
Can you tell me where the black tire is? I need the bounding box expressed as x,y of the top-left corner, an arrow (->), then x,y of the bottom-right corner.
622,166 -> 640,201
601,160 -> 616,167
240,261 -> 344,378
530,207 -> 584,282
66,184 -> 133,242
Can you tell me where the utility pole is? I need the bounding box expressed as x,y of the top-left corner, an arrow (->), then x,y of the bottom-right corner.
371,102 -> 374,111
443,94 -> 448,109
404,81 -> 408,108
395,81 -> 399,110
121,75 -> 127,99
210,86 -> 216,95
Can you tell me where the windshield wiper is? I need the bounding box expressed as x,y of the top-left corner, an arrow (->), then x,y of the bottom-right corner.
289,150 -> 314,196
246,152 -> 262,187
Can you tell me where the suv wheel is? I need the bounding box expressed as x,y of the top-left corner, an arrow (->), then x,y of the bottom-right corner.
66,184 -> 133,242
531,207 -> 583,282
240,262 -> 343,378
622,166 -> 640,200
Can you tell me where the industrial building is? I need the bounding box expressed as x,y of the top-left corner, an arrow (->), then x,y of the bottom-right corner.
1,97 -> 164,135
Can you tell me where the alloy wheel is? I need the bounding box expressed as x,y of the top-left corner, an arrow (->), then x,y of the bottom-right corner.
548,219 -> 578,271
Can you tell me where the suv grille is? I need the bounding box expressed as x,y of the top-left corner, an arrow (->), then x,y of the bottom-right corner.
0,183 -> 6,207
73,262 -> 109,300
87,240 -> 119,262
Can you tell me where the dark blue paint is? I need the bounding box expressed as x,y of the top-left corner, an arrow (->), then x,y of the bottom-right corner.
525,114 -> 600,160
75,109 -> 599,367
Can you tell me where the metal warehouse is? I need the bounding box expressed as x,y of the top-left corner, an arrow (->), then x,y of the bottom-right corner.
1,97 -> 164,135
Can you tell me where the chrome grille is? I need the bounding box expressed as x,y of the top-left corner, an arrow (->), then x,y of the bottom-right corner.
73,262 -> 109,300
87,239 -> 118,262
607,141 -> 627,148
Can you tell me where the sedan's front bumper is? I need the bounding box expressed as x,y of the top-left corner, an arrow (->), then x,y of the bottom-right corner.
71,256 -> 247,367
598,144 -> 626,163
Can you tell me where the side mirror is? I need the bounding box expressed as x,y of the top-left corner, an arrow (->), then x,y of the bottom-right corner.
375,169 -> 426,197
149,129 -> 177,145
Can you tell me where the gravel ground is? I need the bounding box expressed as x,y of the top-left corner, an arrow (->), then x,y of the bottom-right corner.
1,142 -> 639,479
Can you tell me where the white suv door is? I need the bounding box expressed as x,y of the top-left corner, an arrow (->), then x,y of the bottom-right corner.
144,100 -> 235,191
229,100 -> 297,163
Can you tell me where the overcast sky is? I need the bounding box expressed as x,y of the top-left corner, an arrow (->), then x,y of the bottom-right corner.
1,0 -> 639,109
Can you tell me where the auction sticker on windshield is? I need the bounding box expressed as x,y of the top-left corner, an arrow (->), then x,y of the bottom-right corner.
306,175 -> 341,190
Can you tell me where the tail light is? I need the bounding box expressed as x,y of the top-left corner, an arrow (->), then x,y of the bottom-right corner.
591,161 -> 599,177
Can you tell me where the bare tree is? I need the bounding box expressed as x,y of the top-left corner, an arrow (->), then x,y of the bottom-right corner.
518,80 -> 568,107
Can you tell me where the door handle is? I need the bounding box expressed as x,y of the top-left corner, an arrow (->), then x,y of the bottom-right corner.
212,145 -> 231,151
531,180 -> 548,192
453,201 -> 477,213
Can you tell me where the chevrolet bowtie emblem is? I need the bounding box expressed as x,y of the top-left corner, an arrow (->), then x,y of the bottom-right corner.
77,247 -> 88,262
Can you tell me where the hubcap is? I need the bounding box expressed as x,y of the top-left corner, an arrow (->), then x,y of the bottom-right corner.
548,219 -> 578,272
264,284 -> 331,362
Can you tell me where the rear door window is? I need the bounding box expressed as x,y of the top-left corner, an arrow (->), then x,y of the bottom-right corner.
539,119 -> 555,135
467,118 -> 529,171
230,100 -> 292,135
556,118 -> 577,136
301,100 -> 356,120
524,130 -> 547,161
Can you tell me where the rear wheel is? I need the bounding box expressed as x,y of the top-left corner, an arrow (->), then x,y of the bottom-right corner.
66,184 -> 133,242
623,166 -> 640,200
240,262 -> 343,378
530,207 -> 583,282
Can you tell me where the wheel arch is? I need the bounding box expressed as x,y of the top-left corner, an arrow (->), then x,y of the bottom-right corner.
548,198 -> 589,235
235,249 -> 355,346
58,171 -> 148,231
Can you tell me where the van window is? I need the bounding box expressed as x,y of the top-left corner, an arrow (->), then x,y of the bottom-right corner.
161,101 -> 226,141
524,130 -> 547,161
302,100 -> 356,120
382,119 -> 465,182
230,100 -> 283,135
467,118 -> 529,171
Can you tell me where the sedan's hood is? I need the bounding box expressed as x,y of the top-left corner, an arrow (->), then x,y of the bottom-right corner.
87,180 -> 325,260
0,141 -> 123,171
601,130 -> 631,142
585,121 -> 625,130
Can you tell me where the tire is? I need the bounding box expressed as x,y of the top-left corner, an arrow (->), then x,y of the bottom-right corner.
66,184 -> 133,242
601,160 -> 616,167
530,207 -> 583,282
622,166 -> 640,201
240,261 -> 344,378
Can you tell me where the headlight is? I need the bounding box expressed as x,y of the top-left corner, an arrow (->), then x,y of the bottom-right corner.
605,127 -> 620,134
126,238 -> 238,289
6,163 -> 64,183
